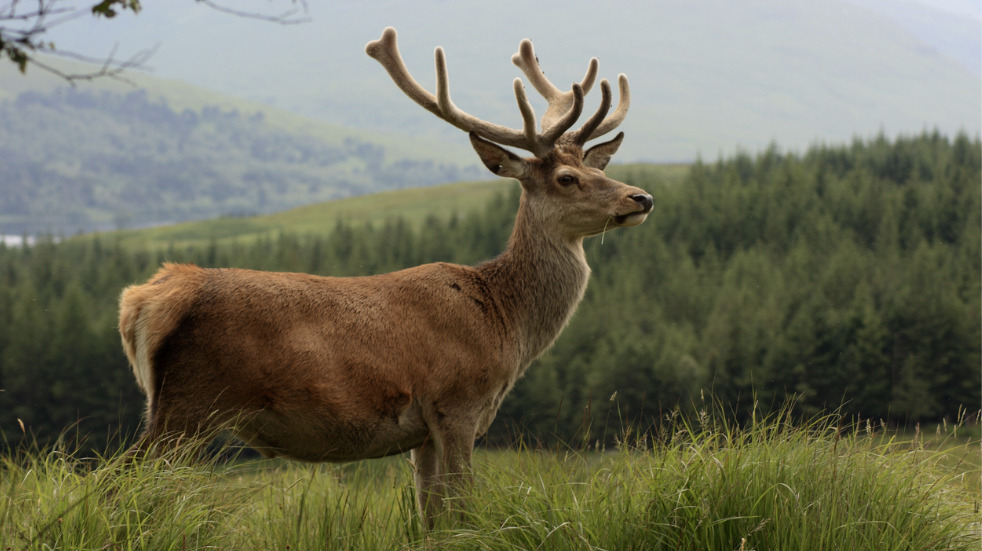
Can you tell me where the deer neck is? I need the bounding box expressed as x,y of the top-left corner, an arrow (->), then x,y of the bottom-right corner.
481,195 -> 591,367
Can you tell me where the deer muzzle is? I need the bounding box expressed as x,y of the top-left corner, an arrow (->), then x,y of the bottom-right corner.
613,193 -> 653,226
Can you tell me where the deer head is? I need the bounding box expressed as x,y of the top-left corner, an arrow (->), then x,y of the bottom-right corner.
365,27 -> 652,241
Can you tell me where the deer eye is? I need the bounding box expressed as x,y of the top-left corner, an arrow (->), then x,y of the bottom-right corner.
557,174 -> 577,186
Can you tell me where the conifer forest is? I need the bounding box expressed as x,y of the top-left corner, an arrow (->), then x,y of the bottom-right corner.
0,132 -> 978,451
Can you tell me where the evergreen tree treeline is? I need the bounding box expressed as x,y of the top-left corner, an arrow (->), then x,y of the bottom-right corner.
0,131 -> 978,450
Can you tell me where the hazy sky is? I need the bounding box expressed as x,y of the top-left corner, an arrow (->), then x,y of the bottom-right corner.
15,0 -> 981,162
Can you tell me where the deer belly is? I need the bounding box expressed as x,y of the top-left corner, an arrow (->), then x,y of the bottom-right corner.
234,394 -> 430,462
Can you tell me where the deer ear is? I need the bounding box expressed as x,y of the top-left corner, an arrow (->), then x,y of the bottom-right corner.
469,132 -> 528,180
583,132 -> 624,170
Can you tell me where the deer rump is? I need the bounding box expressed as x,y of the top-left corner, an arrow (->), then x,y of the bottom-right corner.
120,261 -> 514,462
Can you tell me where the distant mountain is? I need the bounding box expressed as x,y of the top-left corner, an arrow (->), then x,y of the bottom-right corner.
0,61 -> 483,236
842,0 -> 981,75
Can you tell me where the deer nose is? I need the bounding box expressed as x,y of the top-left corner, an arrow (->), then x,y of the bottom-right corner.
630,194 -> 653,212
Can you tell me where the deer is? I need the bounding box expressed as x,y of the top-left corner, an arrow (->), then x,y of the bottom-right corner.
117,26 -> 652,525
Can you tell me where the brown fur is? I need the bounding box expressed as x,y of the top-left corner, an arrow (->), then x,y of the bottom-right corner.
119,31 -> 652,526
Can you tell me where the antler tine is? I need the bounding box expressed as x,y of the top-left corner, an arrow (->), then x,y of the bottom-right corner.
587,73 -> 631,141
511,40 -> 561,101
579,58 -> 599,97
365,27 -> 441,117
438,46 -> 552,151
511,39 -> 598,131
367,27 -> 533,151
541,84 -> 585,147
570,79 -> 612,147
513,79 -> 546,157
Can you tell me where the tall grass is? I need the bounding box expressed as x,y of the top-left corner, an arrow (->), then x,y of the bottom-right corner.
0,440 -> 254,550
2,408 -> 977,550
445,408 -> 979,550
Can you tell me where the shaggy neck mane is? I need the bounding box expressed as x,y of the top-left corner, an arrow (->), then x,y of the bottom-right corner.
479,192 -> 591,369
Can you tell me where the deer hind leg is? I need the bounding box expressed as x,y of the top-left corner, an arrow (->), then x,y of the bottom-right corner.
411,437 -> 443,528
124,391 -> 225,462
124,418 -> 191,462
124,416 -> 179,460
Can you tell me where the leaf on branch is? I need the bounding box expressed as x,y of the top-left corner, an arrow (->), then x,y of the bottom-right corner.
1,42 -> 31,74
91,0 -> 143,19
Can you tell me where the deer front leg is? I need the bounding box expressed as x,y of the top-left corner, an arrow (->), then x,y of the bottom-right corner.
439,426 -> 475,496
435,419 -> 477,525
411,419 -> 477,527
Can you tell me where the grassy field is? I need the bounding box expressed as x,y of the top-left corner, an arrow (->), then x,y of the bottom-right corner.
77,162 -> 690,251
95,179 -> 509,251
2,409 -> 978,550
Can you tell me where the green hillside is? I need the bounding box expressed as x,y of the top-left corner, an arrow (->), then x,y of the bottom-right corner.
100,179 -> 505,250
82,163 -> 690,250
0,56 -> 472,165
0,57 -> 483,236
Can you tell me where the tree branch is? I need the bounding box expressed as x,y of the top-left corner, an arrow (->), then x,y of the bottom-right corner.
2,0 -> 308,83
197,0 -> 310,25
30,42 -> 158,86
1,0 -> 144,77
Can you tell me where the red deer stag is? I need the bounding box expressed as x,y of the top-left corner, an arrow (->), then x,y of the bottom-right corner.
118,27 -> 652,523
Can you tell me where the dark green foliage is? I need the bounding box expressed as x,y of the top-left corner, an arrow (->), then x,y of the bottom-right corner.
90,0 -> 142,18
0,132 -> 978,451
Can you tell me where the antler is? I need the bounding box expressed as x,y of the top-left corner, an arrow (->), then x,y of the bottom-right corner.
365,27 -> 629,157
510,39 -> 630,146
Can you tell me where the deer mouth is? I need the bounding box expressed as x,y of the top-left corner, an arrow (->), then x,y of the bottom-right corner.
613,211 -> 649,226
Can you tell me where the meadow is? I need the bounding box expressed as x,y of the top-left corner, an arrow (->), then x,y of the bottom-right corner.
2,406 -> 978,550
